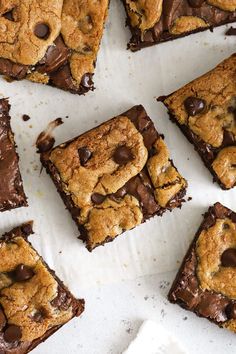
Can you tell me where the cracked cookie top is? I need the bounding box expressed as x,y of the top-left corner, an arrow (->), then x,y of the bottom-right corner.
0,0 -> 108,93
42,105 -> 187,250
162,54 -> 236,189
0,222 -> 83,352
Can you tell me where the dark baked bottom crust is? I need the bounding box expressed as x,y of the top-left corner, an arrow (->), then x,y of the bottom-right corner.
0,98 -> 27,211
168,203 -> 236,328
41,105 -> 187,251
0,223 -> 85,354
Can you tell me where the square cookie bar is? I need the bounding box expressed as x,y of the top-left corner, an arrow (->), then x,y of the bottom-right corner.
159,54 -> 236,190
0,222 -> 84,353
0,98 -> 27,211
169,202 -> 236,333
0,0 -> 108,94
122,1 -> 236,51
41,105 -> 187,251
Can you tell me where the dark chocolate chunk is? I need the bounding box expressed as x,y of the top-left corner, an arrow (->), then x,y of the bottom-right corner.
13,264 -> 34,282
34,23 -> 50,39
113,146 -> 134,165
91,193 -> 106,205
225,303 -> 236,319
81,73 -> 94,89
184,97 -> 206,116
188,0 -> 205,7
78,147 -> 92,166
226,27 -> 236,36
51,287 -> 71,311
4,325 -> 22,343
0,309 -> 6,330
221,248 -> 236,267
3,10 -> 14,21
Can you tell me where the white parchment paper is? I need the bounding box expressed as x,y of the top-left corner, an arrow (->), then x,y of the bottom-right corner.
0,1 -> 235,296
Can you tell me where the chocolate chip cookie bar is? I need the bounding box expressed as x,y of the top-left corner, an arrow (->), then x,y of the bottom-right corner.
159,53 -> 236,190
169,202 -> 236,333
0,222 -> 84,353
122,1 -> 236,51
41,105 -> 187,251
0,0 -> 108,94
0,98 -> 27,212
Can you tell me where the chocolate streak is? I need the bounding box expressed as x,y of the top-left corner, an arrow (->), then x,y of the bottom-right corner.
41,105 -> 187,251
168,203 -> 236,326
0,223 -> 85,354
0,36 -> 94,95
124,0 -> 236,51
0,99 -> 27,211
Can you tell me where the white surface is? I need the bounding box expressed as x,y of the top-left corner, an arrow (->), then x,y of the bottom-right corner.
123,320 -> 186,354
0,1 -> 235,353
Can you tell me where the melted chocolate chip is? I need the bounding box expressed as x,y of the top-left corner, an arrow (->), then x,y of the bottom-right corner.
3,10 -> 14,21
36,118 -> 63,153
51,287 -> 71,311
188,0 -> 205,7
4,325 -> 22,343
221,248 -> 236,267
226,27 -> 236,36
109,187 -> 127,201
34,23 -> 50,39
225,303 -> 236,319
91,193 -> 106,205
81,73 -> 93,89
113,146 -> 134,165
184,97 -> 206,116
0,309 -> 6,330
13,264 -> 34,282
32,308 -> 47,322
78,147 -> 92,166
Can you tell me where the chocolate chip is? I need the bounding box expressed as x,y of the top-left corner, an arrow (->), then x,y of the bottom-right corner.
78,147 -> 92,166
34,23 -> 50,39
81,73 -> 93,89
109,187 -> 127,201
225,303 -> 236,319
51,287 -> 71,311
13,264 -> 34,282
226,27 -> 236,36
221,248 -> 236,267
4,325 -> 22,343
188,0 -> 205,7
0,309 -> 6,330
184,97 -> 206,116
113,146 -> 134,165
3,10 -> 14,21
91,193 -> 106,205
32,308 -> 47,322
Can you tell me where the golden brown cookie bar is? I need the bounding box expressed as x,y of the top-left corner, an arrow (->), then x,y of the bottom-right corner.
122,0 -> 236,51
169,202 -> 236,333
0,222 -> 84,353
41,105 -> 187,251
158,53 -> 236,190
0,0 -> 108,94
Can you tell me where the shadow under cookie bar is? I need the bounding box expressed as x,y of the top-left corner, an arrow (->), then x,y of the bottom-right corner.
0,222 -> 84,354
41,105 -> 187,251
0,1 -> 109,94
158,53 -> 236,190
168,202 -> 236,333
0,98 -> 27,211
122,0 -> 236,51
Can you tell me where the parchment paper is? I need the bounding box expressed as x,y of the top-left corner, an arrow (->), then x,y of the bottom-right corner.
0,1 -> 235,295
